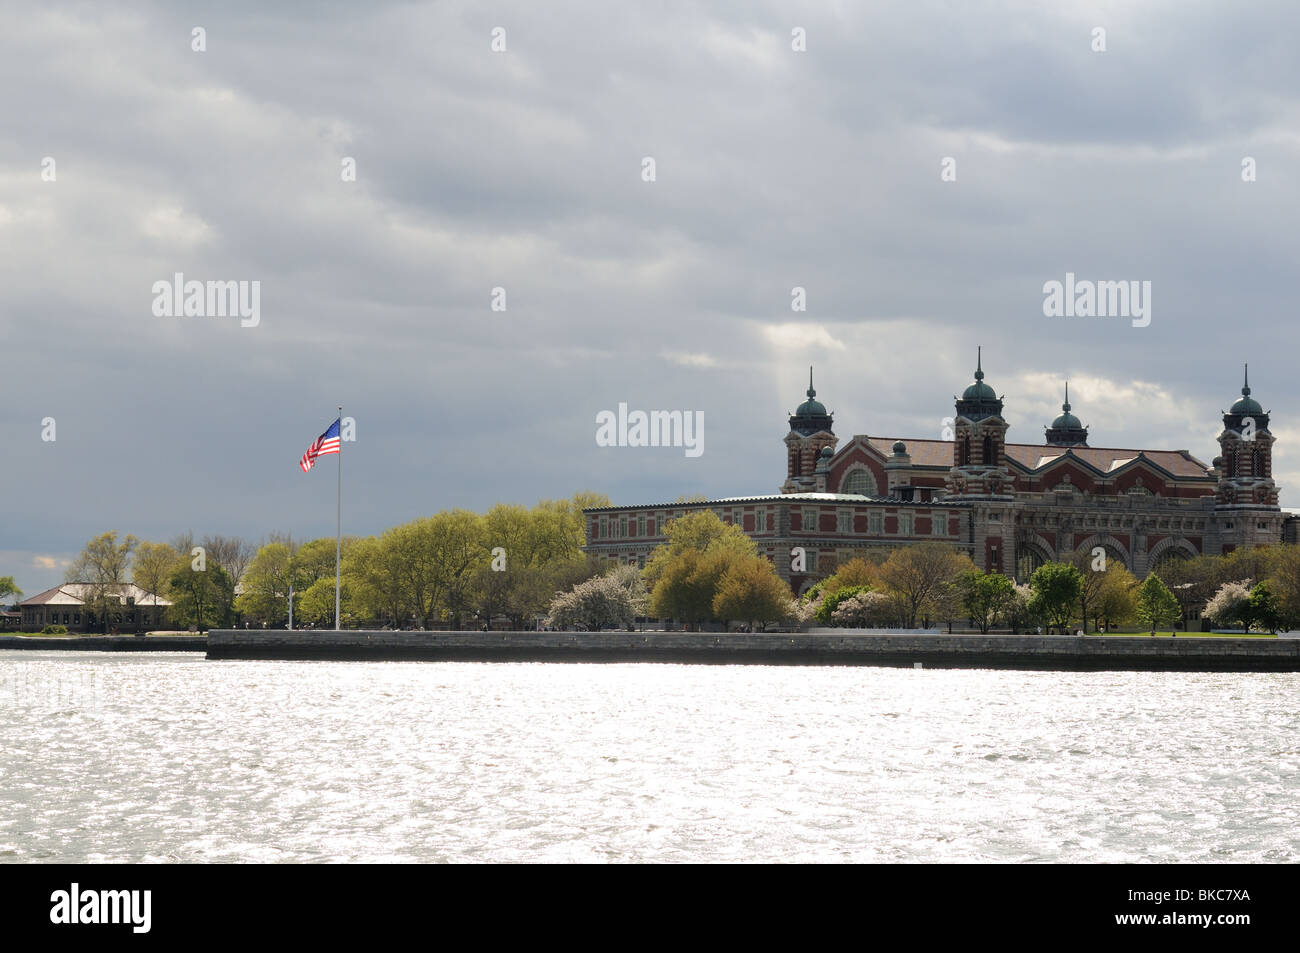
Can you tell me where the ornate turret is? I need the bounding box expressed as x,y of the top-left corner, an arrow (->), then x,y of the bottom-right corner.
782,367 -> 838,493
954,347 -> 1004,422
947,348 -> 1013,499
1045,381 -> 1089,446
1215,364 -> 1278,513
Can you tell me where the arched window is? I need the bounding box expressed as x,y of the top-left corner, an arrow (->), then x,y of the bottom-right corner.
840,467 -> 878,497
982,434 -> 994,465
1016,548 -> 1044,582
1151,548 -> 1190,577
1254,448 -> 1264,477
961,435 -> 971,465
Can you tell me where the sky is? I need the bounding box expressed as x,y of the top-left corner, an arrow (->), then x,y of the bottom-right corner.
3,0 -> 1300,596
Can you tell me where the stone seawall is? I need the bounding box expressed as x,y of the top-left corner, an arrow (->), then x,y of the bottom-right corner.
206,630 -> 1300,672
0,635 -> 207,652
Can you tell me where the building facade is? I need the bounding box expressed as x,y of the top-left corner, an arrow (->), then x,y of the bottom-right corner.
584,356 -> 1289,594
19,583 -> 172,633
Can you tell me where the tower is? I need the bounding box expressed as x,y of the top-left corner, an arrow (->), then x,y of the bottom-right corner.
1216,365 -> 1279,509
946,348 -> 1013,499
782,367 -> 837,493
1044,381 -> 1089,447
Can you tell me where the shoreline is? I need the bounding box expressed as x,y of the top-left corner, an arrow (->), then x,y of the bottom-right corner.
204,629 -> 1300,672
0,635 -> 207,652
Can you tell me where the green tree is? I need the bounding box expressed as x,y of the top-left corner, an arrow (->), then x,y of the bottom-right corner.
814,585 -> 873,625
67,532 -> 140,634
1247,581 -> 1280,634
236,541 -> 297,623
1027,562 -> 1083,633
1135,573 -> 1181,635
131,541 -> 178,602
649,549 -> 732,626
711,555 -> 794,630
168,557 -> 235,631
642,509 -> 757,590
1094,564 -> 1138,631
877,543 -> 974,628
960,570 -> 1016,633
0,575 -> 22,608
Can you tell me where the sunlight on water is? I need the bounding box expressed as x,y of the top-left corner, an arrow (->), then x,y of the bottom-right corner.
1,652 -> 1297,863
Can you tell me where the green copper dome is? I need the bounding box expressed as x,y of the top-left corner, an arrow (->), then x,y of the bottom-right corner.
788,366 -> 835,436
1230,365 -> 1263,415
1045,381 -> 1089,446
954,347 -> 1004,422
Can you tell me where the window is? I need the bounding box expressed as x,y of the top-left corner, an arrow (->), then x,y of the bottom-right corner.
756,510 -> 767,532
841,468 -> 878,496
837,510 -> 852,534
599,518 -> 607,539
637,515 -> 646,537
637,553 -> 646,568
806,551 -> 818,573
619,516 -> 628,539
869,511 -> 883,534
804,508 -> 817,531
899,513 -> 914,535
932,514 -> 946,536
732,508 -> 742,526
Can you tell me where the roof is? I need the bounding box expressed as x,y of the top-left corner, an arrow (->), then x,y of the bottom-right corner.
851,437 -> 1213,480
20,583 -> 172,608
583,491 -> 970,512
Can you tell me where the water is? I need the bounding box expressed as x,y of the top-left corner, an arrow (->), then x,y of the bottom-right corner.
1,651 -> 1296,863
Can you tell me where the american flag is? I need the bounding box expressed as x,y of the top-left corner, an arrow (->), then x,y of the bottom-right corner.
300,417 -> 341,472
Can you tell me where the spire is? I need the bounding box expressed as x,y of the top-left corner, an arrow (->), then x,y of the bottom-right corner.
1242,363 -> 1250,397
807,365 -> 815,399
974,346 -> 984,381
1063,380 -> 1071,412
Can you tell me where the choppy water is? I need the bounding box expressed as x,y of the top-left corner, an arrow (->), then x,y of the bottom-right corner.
1,651 -> 1297,863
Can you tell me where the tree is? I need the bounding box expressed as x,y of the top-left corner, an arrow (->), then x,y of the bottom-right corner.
237,542 -> 297,624
1264,545 -> 1300,630
1027,562 -> 1083,633
829,590 -> 894,627
711,555 -> 794,630
1135,573 -> 1181,634
1007,582 -> 1038,634
66,532 -> 140,634
1205,580 -> 1253,632
1247,581 -> 1280,634
132,541 -> 178,597
960,570 -> 1016,634
649,549 -> 732,626
546,565 -> 647,631
876,543 -> 974,628
642,510 -> 756,590
168,557 -> 235,631
201,535 -> 255,588
0,575 -> 22,608
1093,564 -> 1138,631
814,585 -> 873,625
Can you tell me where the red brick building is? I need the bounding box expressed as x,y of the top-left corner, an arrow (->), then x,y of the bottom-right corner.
584,356 -> 1287,593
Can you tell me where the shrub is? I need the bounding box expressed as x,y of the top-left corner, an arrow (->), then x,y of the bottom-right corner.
40,624 -> 69,635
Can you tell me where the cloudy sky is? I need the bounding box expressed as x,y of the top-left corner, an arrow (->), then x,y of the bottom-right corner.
3,0 -> 1299,595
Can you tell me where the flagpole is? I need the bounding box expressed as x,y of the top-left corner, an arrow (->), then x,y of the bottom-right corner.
335,404 -> 342,631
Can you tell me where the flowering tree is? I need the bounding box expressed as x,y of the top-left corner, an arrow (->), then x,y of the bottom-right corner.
1204,580 -> 1253,631
546,564 -> 647,631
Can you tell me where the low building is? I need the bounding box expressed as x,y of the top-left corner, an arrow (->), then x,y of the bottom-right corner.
19,584 -> 172,633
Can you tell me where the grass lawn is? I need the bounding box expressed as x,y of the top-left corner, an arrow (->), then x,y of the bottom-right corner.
1095,631 -> 1278,639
